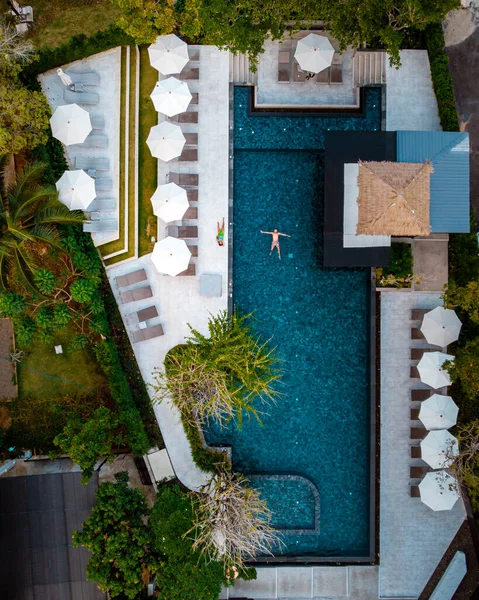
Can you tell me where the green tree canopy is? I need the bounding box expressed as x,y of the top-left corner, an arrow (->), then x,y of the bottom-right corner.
446,338 -> 479,401
73,471 -> 157,599
444,281 -> 479,326
112,0 -> 176,44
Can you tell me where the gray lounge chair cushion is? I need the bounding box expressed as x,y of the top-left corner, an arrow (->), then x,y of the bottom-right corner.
183,207 -> 198,219
184,133 -> 198,146
90,113 -> 105,130
70,71 -> 100,85
137,305 -> 158,322
166,225 -> 198,238
120,286 -> 153,303
95,178 -> 113,191
64,89 -> 99,105
200,274 -> 222,297
116,269 -> 148,287
83,219 -> 118,232
178,263 -> 196,276
179,68 -> 199,81
172,112 -> 198,124
133,323 -> 164,342
187,189 -> 198,202
81,133 -> 108,148
85,197 -> 115,211
75,157 -> 109,171
179,148 -> 198,162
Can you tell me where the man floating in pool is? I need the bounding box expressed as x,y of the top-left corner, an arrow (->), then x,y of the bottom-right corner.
260,228 -> 291,259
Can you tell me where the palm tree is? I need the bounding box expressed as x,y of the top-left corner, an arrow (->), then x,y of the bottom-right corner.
0,161 -> 84,295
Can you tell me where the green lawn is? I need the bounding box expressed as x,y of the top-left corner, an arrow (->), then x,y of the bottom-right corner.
17,328 -> 108,400
138,45 -> 158,257
28,0 -> 121,48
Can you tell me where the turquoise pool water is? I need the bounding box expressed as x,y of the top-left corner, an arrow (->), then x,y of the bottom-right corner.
204,88 -> 381,558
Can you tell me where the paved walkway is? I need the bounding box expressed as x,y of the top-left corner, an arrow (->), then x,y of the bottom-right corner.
379,291 -> 466,599
106,46 -> 230,491
385,50 -> 441,132
411,235 -> 449,292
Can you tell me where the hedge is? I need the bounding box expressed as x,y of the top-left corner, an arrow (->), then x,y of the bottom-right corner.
425,24 -> 459,131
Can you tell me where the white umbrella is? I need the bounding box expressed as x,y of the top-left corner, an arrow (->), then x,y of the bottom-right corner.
420,430 -> 459,469
420,307 -> 462,347
57,68 -> 72,86
419,394 -> 459,430
294,33 -> 335,74
148,34 -> 189,75
151,237 -> 191,276
419,470 -> 460,511
151,183 -> 188,222
146,122 -> 185,162
55,170 -> 96,210
50,104 -> 92,146
417,352 -> 454,389
150,77 -> 192,117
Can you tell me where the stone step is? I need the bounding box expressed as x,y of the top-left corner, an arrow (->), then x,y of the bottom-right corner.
353,52 -> 386,86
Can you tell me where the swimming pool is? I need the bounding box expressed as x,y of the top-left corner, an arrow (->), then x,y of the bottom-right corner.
204,87 -> 381,559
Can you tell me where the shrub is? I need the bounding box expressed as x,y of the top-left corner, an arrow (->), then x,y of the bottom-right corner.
376,242 -> 413,287
33,268 -> 56,295
0,291 -> 27,317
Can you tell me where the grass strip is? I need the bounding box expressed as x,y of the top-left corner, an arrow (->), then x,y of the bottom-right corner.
138,45 -> 158,257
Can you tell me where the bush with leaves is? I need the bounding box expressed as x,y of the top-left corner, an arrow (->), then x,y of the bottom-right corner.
113,0 -> 176,44
73,471 -> 158,599
33,269 -> 56,295
0,291 -> 26,317
444,281 -> 479,326
446,339 -> 479,401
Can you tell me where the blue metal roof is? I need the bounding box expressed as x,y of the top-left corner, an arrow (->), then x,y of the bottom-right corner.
397,131 -> 470,233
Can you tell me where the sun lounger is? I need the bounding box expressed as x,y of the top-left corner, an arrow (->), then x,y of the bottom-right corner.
316,67 -> 330,84
179,148 -> 198,162
410,466 -> 431,479
411,446 -> 422,459
189,48 -> 200,61
278,51 -> 291,83
85,197 -> 115,211
166,225 -> 198,239
410,366 -> 420,379
411,348 -> 437,360
330,63 -> 343,84
411,309 -> 431,321
81,133 -> 108,148
168,173 -> 198,187
70,71 -> 100,86
95,178 -> 113,191
187,189 -> 198,202
171,112 -> 198,124
411,327 -> 426,340
64,89 -> 99,105
115,269 -> 147,288
90,113 -> 105,130
187,244 -> 198,257
409,485 -> 420,498
183,207 -> 198,220
133,323 -> 164,343
184,133 -> 198,146
178,263 -> 196,276
137,305 -> 158,322
83,219 -> 118,232
120,286 -> 152,304
179,68 -> 199,81
410,389 -> 434,402
410,427 -> 428,440
410,408 -> 420,420
293,62 -> 308,82
191,93 -> 199,105
75,157 -> 109,171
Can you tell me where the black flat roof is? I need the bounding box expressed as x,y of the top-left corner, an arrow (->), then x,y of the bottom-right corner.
323,131 -> 397,267
0,472 -> 105,600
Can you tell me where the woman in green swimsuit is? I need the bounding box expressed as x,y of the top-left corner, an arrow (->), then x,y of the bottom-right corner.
217,217 -> 225,246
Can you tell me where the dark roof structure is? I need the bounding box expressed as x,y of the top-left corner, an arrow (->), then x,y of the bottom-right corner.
0,472 -> 105,600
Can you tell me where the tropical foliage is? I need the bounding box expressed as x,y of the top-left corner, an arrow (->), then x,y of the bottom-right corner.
112,0 -> 176,44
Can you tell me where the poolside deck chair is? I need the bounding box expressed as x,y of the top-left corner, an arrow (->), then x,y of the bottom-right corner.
179,68 -> 199,81
120,286 -> 153,304
133,323 -> 164,343
183,207 -> 198,220
75,157 -> 109,171
171,112 -> 198,124
85,197 -> 115,211
187,189 -> 198,202
90,113 -> 105,130
410,427 -> 428,440
189,48 -> 200,61
168,173 -> 198,187
115,269 -> 147,288
411,309 -> 431,321
409,485 -> 420,498
81,133 -> 108,148
278,51 -> 291,83
95,178 -> 113,191
179,148 -> 198,162
178,263 -> 196,276
187,244 -> 198,257
411,446 -> 422,459
64,89 -> 99,105
184,133 -> 198,146
410,388 -> 434,402
330,54 -> 343,84
410,366 -> 420,379
166,225 -> 198,239
410,408 -> 420,420
191,93 -> 199,105
316,67 -> 330,84
83,219 -> 118,233
410,466 -> 431,479
70,71 -> 100,86
293,62 -> 308,82
411,348 -> 437,360
411,327 -> 426,340
137,305 -> 158,322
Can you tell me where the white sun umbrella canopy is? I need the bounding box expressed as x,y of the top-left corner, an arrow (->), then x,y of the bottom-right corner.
55,170 -> 96,210
151,237 -> 191,276
148,34 -> 189,75
146,122 -> 185,162
419,394 -> 459,430
417,351 -> 454,389
419,470 -> 460,512
420,307 -> 462,347
56,68 -> 72,86
150,77 -> 192,117
294,33 -> 335,74
50,104 -> 92,146
151,183 -> 188,222
420,430 -> 459,469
